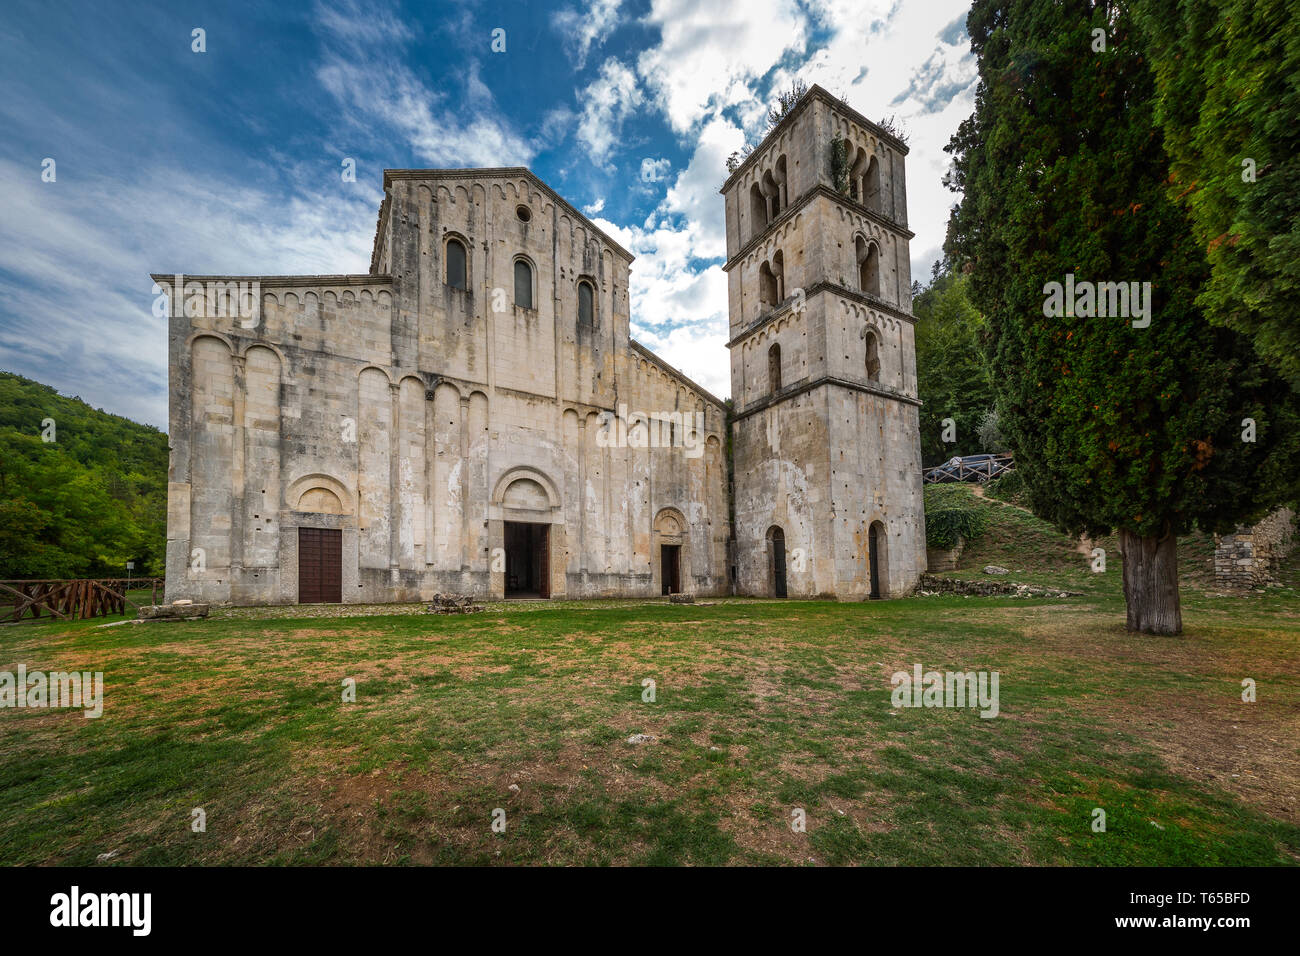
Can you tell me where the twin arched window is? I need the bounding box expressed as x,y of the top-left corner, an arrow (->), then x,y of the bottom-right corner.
445,245 -> 591,321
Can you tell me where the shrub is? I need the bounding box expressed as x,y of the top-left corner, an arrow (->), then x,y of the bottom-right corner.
923,484 -> 989,550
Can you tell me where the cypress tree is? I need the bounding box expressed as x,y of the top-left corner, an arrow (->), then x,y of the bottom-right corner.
944,0 -> 1300,634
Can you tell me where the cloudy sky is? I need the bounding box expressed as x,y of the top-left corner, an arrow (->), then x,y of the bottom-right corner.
0,0 -> 978,428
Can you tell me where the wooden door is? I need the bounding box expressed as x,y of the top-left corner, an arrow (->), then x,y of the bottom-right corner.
299,528 -> 342,603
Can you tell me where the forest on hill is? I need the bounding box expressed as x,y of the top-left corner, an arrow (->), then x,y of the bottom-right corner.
0,372 -> 168,579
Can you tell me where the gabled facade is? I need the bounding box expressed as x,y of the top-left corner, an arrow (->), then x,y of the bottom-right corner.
159,168 -> 729,604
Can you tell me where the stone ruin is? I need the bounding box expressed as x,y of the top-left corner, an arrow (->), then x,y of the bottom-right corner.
1213,507 -> 1296,590
426,593 -> 484,614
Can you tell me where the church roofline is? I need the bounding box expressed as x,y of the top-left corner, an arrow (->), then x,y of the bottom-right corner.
150,273 -> 389,287
719,84 -> 910,195
629,339 -> 728,410
373,167 -> 635,272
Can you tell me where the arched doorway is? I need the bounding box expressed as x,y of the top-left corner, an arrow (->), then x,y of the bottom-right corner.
868,521 -> 887,599
492,468 -> 562,601
767,525 -> 787,598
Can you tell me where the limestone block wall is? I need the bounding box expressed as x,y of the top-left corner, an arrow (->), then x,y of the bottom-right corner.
1214,507 -> 1296,590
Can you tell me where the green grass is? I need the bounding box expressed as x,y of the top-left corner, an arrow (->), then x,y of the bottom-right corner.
1,567 -> 1297,865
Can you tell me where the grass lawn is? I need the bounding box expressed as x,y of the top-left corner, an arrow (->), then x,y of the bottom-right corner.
2,496 -> 1297,866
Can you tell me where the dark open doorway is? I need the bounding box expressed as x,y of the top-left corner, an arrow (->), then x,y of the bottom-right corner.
505,521 -> 550,599
298,527 -> 342,604
768,526 -> 787,598
869,522 -> 884,599
661,544 -> 681,595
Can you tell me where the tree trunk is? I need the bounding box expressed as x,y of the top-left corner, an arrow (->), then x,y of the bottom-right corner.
1119,528 -> 1182,635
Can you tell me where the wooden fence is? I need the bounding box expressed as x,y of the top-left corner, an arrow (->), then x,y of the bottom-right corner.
0,578 -> 164,624
923,454 -> 1015,484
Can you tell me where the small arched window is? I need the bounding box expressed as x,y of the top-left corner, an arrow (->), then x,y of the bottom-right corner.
446,237 -> 467,290
514,258 -> 533,309
578,280 -> 594,327
865,330 -> 881,382
858,239 -> 880,297
750,183 -> 768,234
768,343 -> 782,394
759,262 -> 777,306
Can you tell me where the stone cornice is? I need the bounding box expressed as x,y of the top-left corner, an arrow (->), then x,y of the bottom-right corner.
730,375 -> 921,423
629,340 -> 728,410
725,281 -> 915,350
723,184 -> 914,274
150,273 -> 391,288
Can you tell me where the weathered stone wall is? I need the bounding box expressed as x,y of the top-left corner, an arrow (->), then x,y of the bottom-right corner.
1214,507 -> 1296,590
161,169 -> 729,605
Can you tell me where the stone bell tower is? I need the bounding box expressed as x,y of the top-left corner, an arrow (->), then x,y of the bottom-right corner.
722,85 -> 925,599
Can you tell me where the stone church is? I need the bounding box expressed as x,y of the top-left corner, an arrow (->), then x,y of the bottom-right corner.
159,85 -> 924,605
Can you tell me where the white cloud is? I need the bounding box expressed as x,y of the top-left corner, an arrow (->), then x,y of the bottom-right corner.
314,0 -> 534,167
0,158 -> 377,427
551,0 -> 623,70
584,197 -> 606,215
576,58 -> 644,166
636,0 -> 808,134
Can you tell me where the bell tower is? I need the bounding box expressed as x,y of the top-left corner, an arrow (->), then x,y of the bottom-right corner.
722,85 -> 925,599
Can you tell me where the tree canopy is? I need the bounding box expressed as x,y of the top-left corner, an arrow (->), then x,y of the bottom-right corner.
0,372 -> 168,579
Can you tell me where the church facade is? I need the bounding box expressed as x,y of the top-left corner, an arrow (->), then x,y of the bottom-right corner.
160,85 -> 923,605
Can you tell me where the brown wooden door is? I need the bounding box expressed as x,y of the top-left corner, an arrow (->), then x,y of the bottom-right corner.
299,528 -> 342,603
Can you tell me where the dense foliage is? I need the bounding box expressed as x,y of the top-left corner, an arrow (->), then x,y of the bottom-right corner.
0,372 -> 168,579
943,0 -> 1300,631
1134,0 -> 1300,386
913,269 -> 998,465
923,484 -> 990,550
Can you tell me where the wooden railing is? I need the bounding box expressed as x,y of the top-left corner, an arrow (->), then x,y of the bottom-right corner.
0,578 -> 164,624
923,454 -> 1015,484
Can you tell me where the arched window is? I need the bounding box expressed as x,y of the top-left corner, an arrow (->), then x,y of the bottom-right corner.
750,183 -> 768,234
759,261 -> 777,306
514,258 -> 533,309
768,343 -> 782,393
858,238 -> 880,297
863,155 -> 882,214
865,329 -> 881,381
446,237 -> 467,290
577,280 -> 594,327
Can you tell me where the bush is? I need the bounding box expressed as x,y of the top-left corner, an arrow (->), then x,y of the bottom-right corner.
982,469 -> 1025,505
923,484 -> 989,550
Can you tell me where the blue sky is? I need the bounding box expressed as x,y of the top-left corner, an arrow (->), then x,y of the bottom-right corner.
0,0 -> 978,428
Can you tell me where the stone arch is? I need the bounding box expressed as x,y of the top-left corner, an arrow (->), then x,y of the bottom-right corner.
356,363 -> 394,386
654,506 -> 687,542
286,473 -> 353,515
186,330 -> 235,354
492,466 -> 560,513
